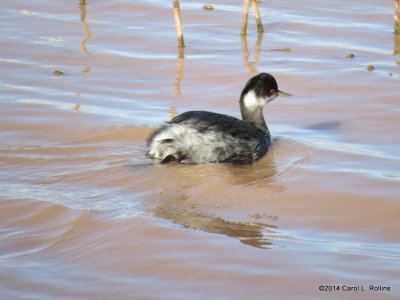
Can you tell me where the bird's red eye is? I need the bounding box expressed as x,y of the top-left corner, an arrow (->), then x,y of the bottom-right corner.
269,88 -> 275,94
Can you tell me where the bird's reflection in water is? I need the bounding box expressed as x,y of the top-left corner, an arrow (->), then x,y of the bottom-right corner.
152,205 -> 278,249
144,152 -> 286,249
224,150 -> 285,191
141,137 -> 314,249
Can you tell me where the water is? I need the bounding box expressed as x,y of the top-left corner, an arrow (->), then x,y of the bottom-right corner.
1,0 -> 399,299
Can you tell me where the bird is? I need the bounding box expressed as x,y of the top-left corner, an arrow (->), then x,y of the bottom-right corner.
146,72 -> 291,164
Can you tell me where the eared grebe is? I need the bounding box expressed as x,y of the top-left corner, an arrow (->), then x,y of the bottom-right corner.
147,72 -> 291,164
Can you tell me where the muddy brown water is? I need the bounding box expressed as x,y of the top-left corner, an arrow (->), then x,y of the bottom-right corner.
1,0 -> 399,299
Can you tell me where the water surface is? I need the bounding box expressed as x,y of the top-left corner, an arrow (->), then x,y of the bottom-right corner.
1,0 -> 399,299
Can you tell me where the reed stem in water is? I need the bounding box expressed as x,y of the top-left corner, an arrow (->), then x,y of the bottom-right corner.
173,0 -> 185,47
395,0 -> 400,33
241,0 -> 250,35
252,0 -> 264,33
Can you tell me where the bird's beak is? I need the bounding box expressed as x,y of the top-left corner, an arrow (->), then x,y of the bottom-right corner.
277,90 -> 293,97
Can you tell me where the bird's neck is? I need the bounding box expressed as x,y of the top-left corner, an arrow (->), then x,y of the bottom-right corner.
240,92 -> 269,135
240,102 -> 269,136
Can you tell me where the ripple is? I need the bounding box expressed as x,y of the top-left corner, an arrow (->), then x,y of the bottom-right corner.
281,229 -> 400,259
0,199 -> 91,265
0,0 -> 399,298
266,136 -> 315,185
334,168 -> 400,181
277,125 -> 399,161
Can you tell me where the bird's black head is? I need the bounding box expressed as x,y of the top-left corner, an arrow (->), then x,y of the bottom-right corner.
240,73 -> 291,108
241,73 -> 278,101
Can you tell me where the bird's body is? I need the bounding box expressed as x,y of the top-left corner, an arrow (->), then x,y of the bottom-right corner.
146,73 -> 290,164
147,110 -> 269,164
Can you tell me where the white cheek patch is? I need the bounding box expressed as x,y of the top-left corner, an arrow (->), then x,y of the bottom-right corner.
242,90 -> 275,109
243,91 -> 259,109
